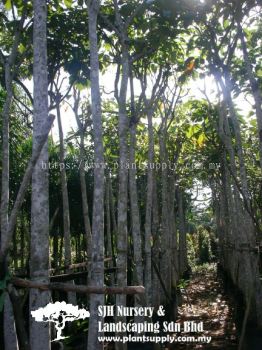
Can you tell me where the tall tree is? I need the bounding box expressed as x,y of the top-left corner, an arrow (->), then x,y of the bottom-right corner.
0,6 -> 26,350
87,0 -> 105,349
113,5 -> 130,349
72,89 -> 92,259
128,68 -> 143,315
29,0 -> 51,348
56,89 -> 76,305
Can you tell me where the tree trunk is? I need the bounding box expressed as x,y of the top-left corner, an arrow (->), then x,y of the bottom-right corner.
159,133 -> 171,301
152,172 -> 160,307
115,44 -> 129,350
56,103 -> 76,305
87,1 -> 105,349
73,93 -> 92,261
0,36 -> 19,350
218,73 -> 250,207
129,121 -> 144,317
79,132 -> 92,259
105,177 -> 114,289
108,177 -> 117,271
169,175 -> 179,288
29,0 -> 51,348
109,177 -> 117,239
177,188 -> 187,276
216,98 -> 262,328
144,109 -> 154,305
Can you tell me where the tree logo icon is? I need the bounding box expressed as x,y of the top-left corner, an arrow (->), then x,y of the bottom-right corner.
31,301 -> 90,341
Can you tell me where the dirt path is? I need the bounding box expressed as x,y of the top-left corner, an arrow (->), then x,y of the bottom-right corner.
172,264 -> 238,349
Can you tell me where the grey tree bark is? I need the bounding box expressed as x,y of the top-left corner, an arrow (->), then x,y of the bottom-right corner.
105,177 -> 114,287
115,51 -> 129,350
73,92 -> 92,258
151,173 -> 161,306
87,1 -> 105,349
0,10 -> 26,350
169,175 -> 179,288
128,71 -> 144,313
129,121 -> 144,314
56,101 -> 76,305
177,188 -> 187,276
112,5 -> 130,347
29,0 -> 51,348
159,132 -> 172,300
144,109 -> 154,305
109,177 -> 117,238
216,97 -> 262,328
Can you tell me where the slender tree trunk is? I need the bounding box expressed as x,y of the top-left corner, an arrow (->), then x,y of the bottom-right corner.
159,132 -> 171,300
56,103 -> 71,269
152,172 -> 160,306
169,175 -> 179,287
144,109 -> 154,305
109,177 -> 117,237
20,215 -> 25,269
53,232 -> 59,270
218,73 -> 250,206
115,45 -> 129,350
1,44 -> 18,350
56,103 -> 76,305
105,178 -> 112,259
73,90 -> 92,257
29,0 -> 50,348
87,1 -> 105,349
108,176 -> 117,272
0,10 -> 26,350
177,188 -> 187,276
129,121 -> 144,318
105,177 -> 114,287
59,235 -> 63,268
79,132 -> 92,259
216,99 -> 262,327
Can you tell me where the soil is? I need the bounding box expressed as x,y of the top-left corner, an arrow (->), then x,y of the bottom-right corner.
170,264 -> 238,349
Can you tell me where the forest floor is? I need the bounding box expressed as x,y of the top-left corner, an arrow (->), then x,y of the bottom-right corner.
172,263 -> 238,349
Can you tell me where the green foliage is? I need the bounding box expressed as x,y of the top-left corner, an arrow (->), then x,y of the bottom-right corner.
197,227 -> 214,264
177,278 -> 189,290
4,0 -> 12,10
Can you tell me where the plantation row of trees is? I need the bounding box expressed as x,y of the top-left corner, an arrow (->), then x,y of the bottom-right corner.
0,0 -> 261,349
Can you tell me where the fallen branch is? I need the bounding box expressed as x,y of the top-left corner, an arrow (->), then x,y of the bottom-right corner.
11,277 -> 145,295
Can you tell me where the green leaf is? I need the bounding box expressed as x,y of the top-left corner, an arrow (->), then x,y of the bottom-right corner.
64,0 -> 72,8
18,43 -> 26,54
197,133 -> 206,147
186,124 -> 201,138
223,20 -> 229,29
5,0 -> 12,10
257,69 -> 262,78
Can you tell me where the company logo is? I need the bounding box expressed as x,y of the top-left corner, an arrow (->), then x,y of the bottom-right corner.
31,301 -> 90,341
